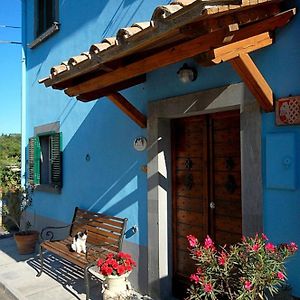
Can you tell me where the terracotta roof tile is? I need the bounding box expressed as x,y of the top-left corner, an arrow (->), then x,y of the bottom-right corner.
116,25 -> 145,44
51,61 -> 69,76
42,0 -> 279,86
68,53 -> 90,66
151,4 -> 184,22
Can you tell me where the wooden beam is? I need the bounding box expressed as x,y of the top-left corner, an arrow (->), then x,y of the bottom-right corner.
230,53 -> 273,112
64,9 -> 295,98
107,93 -> 147,128
76,75 -> 146,102
197,32 -> 273,66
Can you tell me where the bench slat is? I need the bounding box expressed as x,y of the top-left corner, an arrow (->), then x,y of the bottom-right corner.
76,208 -> 125,222
73,216 -> 125,229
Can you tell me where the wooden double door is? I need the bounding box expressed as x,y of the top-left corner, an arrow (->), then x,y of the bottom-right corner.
171,110 -> 242,298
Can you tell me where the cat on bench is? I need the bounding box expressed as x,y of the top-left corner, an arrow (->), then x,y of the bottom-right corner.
70,230 -> 88,254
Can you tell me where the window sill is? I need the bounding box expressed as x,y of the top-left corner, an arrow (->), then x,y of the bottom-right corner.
28,22 -> 60,49
35,184 -> 61,194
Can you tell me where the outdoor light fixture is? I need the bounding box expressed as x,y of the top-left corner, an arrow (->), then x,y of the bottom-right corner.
177,63 -> 197,83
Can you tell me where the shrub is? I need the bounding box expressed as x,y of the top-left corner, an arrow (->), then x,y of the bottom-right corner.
187,234 -> 297,300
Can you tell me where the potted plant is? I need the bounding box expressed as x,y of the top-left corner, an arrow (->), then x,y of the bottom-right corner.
96,251 -> 137,300
2,184 -> 39,254
186,234 -> 298,300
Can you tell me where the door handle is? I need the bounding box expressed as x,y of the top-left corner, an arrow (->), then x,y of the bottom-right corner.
210,202 -> 216,209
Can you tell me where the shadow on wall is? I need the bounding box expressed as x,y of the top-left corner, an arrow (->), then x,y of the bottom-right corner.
31,98 -> 148,247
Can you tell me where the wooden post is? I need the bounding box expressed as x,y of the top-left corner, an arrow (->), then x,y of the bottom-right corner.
107,93 -> 147,128
230,53 -> 274,112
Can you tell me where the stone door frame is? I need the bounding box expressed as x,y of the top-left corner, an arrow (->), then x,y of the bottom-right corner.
147,83 -> 263,299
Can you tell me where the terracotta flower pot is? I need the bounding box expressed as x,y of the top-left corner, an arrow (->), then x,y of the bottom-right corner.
14,230 -> 39,254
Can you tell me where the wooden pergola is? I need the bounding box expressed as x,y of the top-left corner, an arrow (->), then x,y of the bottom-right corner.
40,0 -> 296,128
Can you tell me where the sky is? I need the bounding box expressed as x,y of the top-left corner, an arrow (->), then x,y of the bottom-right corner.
0,0 -> 21,134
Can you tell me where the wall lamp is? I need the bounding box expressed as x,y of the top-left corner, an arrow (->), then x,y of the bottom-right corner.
177,63 -> 198,83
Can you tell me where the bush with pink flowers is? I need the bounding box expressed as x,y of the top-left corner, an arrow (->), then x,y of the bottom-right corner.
186,234 -> 297,300
97,252 -> 136,277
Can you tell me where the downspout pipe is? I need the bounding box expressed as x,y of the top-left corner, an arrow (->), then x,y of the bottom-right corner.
21,0 -> 27,186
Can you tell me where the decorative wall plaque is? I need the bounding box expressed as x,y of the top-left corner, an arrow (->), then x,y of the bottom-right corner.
276,96 -> 300,125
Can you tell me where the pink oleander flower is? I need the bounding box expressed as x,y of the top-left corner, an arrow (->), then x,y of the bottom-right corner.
196,267 -> 202,275
244,280 -> 252,291
187,235 -> 198,248
218,251 -> 228,266
265,242 -> 276,253
204,235 -> 215,250
203,282 -> 213,293
195,250 -> 202,257
277,271 -> 285,280
289,242 -> 298,253
252,243 -> 260,251
190,274 -> 200,284
262,233 -> 268,240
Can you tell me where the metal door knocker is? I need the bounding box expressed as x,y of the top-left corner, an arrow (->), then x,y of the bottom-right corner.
184,173 -> 193,190
225,157 -> 235,171
225,174 -> 237,194
185,157 -> 193,170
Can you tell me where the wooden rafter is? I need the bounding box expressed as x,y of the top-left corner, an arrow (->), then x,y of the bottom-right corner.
76,75 -> 146,102
107,92 -> 147,128
64,9 -> 295,99
197,32 -> 273,65
230,53 -> 273,112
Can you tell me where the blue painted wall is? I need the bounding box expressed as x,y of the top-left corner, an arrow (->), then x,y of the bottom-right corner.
22,0 -> 300,296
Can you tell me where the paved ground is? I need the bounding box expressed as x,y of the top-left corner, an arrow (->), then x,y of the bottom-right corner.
0,235 -> 144,300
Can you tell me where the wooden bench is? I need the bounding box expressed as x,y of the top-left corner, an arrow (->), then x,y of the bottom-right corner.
37,207 -> 128,300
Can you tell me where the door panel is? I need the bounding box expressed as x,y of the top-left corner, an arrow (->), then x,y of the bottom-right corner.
172,111 -> 242,299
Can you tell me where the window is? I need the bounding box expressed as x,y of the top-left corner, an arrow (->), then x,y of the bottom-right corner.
28,132 -> 62,191
35,0 -> 58,37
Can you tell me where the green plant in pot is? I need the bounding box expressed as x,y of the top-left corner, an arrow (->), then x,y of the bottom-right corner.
2,185 -> 39,254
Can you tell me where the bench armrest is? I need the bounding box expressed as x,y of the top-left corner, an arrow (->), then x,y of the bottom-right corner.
40,224 -> 71,241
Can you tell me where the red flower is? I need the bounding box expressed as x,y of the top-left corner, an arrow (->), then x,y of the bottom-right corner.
196,267 -> 202,275
277,272 -> 285,280
244,280 -> 252,291
125,265 -> 132,272
190,274 -> 200,284
262,233 -> 268,240
97,259 -> 103,267
195,250 -> 202,257
203,283 -> 213,293
117,265 -> 126,275
111,260 -> 119,269
187,235 -> 198,248
252,244 -> 260,251
265,243 -> 276,253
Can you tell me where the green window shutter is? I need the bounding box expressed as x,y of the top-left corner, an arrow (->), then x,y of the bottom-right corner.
34,136 -> 41,185
28,136 -> 41,185
50,132 -> 62,189
28,137 -> 35,185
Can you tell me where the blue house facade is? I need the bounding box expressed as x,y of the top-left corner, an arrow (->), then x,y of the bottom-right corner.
22,0 -> 300,298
